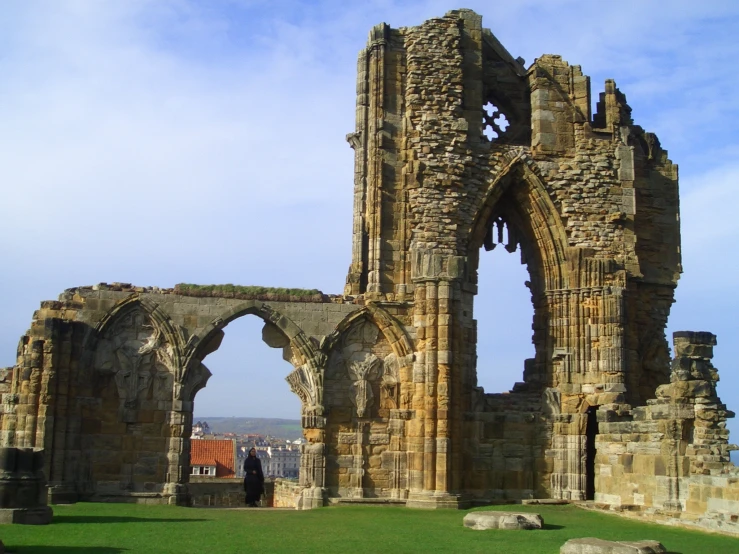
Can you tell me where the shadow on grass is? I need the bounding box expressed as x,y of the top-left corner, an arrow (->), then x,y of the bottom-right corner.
5,546 -> 128,554
53,515 -> 208,524
541,523 -> 565,530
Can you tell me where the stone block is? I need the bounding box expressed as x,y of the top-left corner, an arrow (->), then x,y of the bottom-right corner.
0,506 -> 53,525
560,538 -> 665,554
463,511 -> 543,530
0,448 -> 52,525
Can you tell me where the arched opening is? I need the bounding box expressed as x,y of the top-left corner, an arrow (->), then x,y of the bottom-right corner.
474,217 -> 535,393
465,160 -> 568,400
459,159 -> 570,500
189,314 -> 306,504
194,316 -> 301,426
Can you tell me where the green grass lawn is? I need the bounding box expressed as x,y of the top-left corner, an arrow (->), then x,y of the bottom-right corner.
1,503 -> 737,553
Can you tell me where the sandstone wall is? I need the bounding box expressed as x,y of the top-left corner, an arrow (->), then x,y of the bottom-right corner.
0,8 -> 734,536
595,331 -> 739,534
273,479 -> 302,508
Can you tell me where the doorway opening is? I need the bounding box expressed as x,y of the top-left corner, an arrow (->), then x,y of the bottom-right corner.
585,405 -> 599,500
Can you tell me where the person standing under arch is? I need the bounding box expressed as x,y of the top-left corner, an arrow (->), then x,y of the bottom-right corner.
244,447 -> 265,507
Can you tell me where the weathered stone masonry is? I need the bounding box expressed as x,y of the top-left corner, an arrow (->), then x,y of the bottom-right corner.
1,9 -> 736,533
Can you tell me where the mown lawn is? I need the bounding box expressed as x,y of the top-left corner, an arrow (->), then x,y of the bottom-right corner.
1,503 -> 737,553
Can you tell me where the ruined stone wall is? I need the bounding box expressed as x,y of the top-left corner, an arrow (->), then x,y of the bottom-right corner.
596,331 -> 739,534
0,283 -> 360,504
0,7 -> 734,535
273,478 -> 302,508
188,478 -> 278,508
342,9 -> 683,505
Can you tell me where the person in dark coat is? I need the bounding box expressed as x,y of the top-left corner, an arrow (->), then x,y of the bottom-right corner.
243,447 -> 264,507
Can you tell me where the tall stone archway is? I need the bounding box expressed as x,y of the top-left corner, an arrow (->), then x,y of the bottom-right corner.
162,300 -> 325,507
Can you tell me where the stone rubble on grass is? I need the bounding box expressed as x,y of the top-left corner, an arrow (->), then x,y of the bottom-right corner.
463,511 -> 543,530
560,538 -> 666,554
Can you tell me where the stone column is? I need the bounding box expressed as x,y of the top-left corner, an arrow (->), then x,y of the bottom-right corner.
435,281 -> 451,494
364,24 -> 389,295
163,404 -> 191,506
298,441 -> 327,509
423,280 -> 437,493
406,281 -> 427,497
407,251 -> 465,508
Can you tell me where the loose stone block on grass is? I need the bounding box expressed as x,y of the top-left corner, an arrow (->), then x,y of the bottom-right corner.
560,538 -> 666,554
463,511 -> 543,530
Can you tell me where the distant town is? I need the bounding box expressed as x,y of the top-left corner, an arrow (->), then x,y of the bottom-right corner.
190,418 -> 303,480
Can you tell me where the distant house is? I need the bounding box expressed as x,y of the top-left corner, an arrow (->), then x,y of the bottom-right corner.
190,439 -> 236,478
263,446 -> 301,478
191,420 -> 211,439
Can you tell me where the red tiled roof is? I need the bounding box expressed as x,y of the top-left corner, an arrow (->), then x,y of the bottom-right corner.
190,439 -> 236,478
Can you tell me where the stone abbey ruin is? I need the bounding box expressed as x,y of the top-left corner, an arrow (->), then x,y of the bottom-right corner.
1,9 -> 737,534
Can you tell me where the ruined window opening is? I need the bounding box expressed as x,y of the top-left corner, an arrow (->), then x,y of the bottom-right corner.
475,216 -> 535,394
482,101 -> 510,142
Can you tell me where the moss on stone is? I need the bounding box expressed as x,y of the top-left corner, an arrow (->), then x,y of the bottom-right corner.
174,283 -> 323,301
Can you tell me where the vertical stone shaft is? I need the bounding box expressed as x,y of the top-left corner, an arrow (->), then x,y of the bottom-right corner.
408,283 -> 426,492
365,26 -> 388,294
345,48 -> 369,295
423,281 -> 437,492
435,281 -> 451,493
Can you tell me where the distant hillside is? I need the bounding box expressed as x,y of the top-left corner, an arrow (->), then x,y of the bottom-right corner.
197,417 -> 302,439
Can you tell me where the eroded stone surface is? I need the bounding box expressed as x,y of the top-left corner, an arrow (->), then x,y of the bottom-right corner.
560,538 -> 666,554
463,511 -> 543,530
0,448 -> 52,525
0,6 -> 736,536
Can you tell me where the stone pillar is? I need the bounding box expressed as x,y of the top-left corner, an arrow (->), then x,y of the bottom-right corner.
163,405 -> 191,506
662,332 -> 733,474
405,280 -> 427,501
435,281 -> 451,494
298,442 -> 327,509
384,411 -> 410,499
363,24 -> 389,295
407,250 -> 466,508
423,280 -> 437,493
345,45 -> 370,295
0,447 -> 52,524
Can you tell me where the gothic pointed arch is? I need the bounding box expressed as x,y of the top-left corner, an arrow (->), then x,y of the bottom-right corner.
93,294 -> 187,360
467,151 -> 569,294
320,303 -> 413,366
181,301 -> 325,419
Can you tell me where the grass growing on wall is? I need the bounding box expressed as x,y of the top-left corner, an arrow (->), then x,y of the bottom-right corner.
174,283 -> 323,301
2,503 -> 736,553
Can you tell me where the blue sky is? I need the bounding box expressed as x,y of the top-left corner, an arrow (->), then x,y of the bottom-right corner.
1,1 -> 738,446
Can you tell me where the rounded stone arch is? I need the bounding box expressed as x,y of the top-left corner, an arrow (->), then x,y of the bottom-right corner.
320,303 -> 414,366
